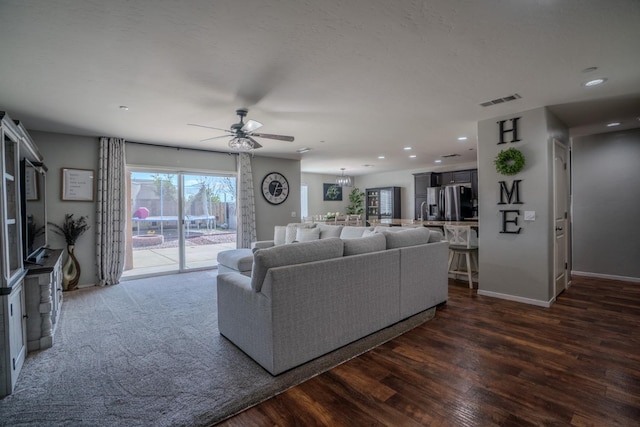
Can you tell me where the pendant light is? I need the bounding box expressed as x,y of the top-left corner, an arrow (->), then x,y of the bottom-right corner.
335,168 -> 352,187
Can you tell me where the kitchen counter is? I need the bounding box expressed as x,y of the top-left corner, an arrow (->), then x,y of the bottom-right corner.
368,218 -> 479,228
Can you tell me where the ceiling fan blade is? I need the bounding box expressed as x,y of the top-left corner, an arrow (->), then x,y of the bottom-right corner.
200,135 -> 232,142
248,137 -> 263,149
188,123 -> 232,133
241,119 -> 263,133
251,132 -> 295,142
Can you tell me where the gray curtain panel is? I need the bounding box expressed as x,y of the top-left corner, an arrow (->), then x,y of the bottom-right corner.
236,153 -> 257,248
96,137 -> 126,285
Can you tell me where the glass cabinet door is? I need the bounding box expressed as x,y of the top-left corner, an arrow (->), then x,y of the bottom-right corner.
379,188 -> 393,219
2,123 -> 23,286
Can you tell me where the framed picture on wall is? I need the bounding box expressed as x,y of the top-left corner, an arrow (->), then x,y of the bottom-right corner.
323,183 -> 342,201
61,168 -> 95,201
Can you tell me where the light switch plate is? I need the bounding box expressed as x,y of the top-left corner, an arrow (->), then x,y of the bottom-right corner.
524,211 -> 536,221
291,211 -> 296,217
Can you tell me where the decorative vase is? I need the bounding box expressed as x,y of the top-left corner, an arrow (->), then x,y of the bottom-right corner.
62,244 -> 81,291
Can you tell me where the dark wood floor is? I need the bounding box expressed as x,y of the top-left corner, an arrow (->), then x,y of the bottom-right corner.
218,276 -> 640,426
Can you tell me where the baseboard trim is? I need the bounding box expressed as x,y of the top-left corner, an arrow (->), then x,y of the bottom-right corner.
572,271 -> 640,283
477,289 -> 553,307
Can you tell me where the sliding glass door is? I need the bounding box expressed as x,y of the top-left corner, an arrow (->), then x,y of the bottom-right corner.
182,174 -> 237,269
124,169 -> 236,278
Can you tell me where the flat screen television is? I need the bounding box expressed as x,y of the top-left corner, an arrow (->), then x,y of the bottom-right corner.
20,158 -> 48,264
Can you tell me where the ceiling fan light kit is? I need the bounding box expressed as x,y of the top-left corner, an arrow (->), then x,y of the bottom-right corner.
228,137 -> 255,152
189,108 -> 294,152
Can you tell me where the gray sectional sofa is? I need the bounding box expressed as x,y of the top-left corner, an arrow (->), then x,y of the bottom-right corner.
216,226 -> 448,375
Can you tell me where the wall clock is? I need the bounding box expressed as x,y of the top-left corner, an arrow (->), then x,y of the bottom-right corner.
261,172 -> 289,205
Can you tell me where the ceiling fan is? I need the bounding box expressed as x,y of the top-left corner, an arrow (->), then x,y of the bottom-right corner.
188,108 -> 294,151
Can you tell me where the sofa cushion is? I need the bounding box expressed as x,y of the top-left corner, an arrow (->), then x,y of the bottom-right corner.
383,227 -> 432,249
340,226 -> 372,239
295,227 -> 320,242
362,228 -> 377,237
251,238 -> 345,292
217,248 -> 254,272
316,223 -> 343,239
343,233 -> 387,256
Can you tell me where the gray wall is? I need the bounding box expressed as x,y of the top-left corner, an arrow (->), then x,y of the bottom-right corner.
31,131 -> 99,288
301,173 -> 357,217
572,128 -> 640,280
126,143 -> 236,172
251,156 -> 301,241
477,107 -> 569,305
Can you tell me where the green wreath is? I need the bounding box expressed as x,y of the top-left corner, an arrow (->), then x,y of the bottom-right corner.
494,147 -> 525,175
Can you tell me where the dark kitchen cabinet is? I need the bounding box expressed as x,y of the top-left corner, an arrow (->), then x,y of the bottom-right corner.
440,170 -> 472,185
366,187 -> 401,223
439,172 -> 452,186
413,172 -> 439,196
471,169 -> 479,200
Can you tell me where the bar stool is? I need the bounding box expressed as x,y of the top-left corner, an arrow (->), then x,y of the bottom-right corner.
444,225 -> 478,288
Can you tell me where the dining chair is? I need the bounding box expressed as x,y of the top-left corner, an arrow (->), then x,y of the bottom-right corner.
443,225 -> 478,288
333,215 -> 348,225
347,214 -> 361,226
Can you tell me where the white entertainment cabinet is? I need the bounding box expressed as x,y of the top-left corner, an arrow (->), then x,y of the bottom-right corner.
1,112 -> 60,398
24,249 -> 64,352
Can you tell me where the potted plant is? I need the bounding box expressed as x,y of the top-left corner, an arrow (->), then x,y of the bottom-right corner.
345,187 -> 365,218
49,214 -> 90,291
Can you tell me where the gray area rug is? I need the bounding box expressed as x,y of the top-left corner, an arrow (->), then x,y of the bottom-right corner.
0,270 -> 435,426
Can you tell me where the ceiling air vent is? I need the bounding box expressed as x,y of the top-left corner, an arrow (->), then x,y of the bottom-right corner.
441,154 -> 461,158
480,93 -> 521,107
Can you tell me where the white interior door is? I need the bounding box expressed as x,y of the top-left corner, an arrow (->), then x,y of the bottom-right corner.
553,139 -> 569,297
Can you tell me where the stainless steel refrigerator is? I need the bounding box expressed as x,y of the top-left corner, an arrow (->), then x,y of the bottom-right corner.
442,185 -> 473,221
426,187 -> 442,220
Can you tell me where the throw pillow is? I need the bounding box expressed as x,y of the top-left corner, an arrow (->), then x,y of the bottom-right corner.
426,228 -> 445,242
296,227 -> 320,242
274,226 -> 287,246
316,224 -> 343,239
285,222 -> 316,244
340,226 -> 371,239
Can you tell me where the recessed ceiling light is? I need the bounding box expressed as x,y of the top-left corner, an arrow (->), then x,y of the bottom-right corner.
403,147 -> 412,150
606,122 -> 621,127
583,78 -> 607,87
378,156 -> 385,159
119,105 -> 129,110
581,67 -> 598,73
296,147 -> 312,153
457,136 -> 468,141
409,155 -> 417,158
434,159 -> 442,163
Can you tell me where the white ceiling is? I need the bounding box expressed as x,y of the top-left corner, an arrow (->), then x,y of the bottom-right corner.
1,0 -> 639,175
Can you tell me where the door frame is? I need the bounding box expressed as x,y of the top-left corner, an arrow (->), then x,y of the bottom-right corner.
553,139 -> 570,298
125,168 -> 237,278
